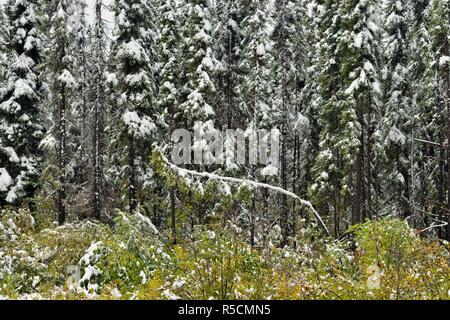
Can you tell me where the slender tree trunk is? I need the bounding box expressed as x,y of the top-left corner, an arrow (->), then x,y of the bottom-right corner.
92,0 -> 103,220
58,38 -> 66,226
250,196 -> 256,248
169,112 -> 176,243
439,130 -> 444,238
292,134 -> 299,237
58,82 -> 66,225
333,187 -> 339,238
226,2 -> 234,129
280,104 -> 288,245
129,133 -> 136,212
350,165 -> 356,226
367,97 -> 372,219
279,0 -> 288,245
78,10 -> 87,192
445,39 -> 450,241
355,97 -> 363,224
170,186 -> 176,243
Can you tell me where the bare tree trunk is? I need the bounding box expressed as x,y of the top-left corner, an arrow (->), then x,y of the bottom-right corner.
250,196 -> 256,248
350,165 -> 356,226
58,37 -> 66,226
367,96 -> 372,219
169,111 -> 176,243
279,0 -> 288,246
170,186 -> 176,243
292,134 -> 299,237
333,187 -> 339,238
129,133 -> 136,212
355,97 -> 363,224
58,82 -> 66,225
78,6 -> 88,192
226,1 -> 235,129
445,38 -> 450,241
92,0 -> 103,220
439,130 -> 444,238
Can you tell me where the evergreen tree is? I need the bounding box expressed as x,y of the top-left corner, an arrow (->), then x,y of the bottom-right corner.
71,0 -> 92,218
157,0 -> 184,237
91,0 -> 106,219
180,0 -> 218,131
380,0 -> 413,219
238,0 -> 274,246
407,0 -> 435,229
40,0 -> 77,224
310,0 -> 346,231
271,0 -> 308,243
211,0 -> 241,129
337,0 -> 381,225
109,0 -> 158,213
0,4 -> 8,82
0,0 -> 44,206
429,0 -> 450,239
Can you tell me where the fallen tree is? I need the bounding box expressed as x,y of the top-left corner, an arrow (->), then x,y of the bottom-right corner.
154,148 -> 330,237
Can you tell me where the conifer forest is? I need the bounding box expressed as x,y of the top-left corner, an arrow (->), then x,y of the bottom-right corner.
0,0 -> 449,300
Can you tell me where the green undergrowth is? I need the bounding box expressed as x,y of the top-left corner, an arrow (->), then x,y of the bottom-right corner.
0,208 -> 448,300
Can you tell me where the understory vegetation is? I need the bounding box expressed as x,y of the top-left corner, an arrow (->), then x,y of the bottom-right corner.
1,207 -> 448,300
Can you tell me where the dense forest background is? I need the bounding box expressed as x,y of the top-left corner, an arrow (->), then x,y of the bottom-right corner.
1,0 -> 449,241
0,0 -> 449,300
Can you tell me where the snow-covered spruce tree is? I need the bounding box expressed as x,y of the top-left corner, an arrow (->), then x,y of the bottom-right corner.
312,0 -> 381,230
169,0 -> 224,235
238,0 -> 275,246
0,0 -> 44,206
239,0 -> 273,130
157,0 -> 184,235
379,0 -> 413,219
70,0 -> 92,218
406,0 -> 437,231
210,0 -> 241,129
0,4 -> 8,83
337,0 -> 381,225
40,0 -> 77,224
271,0 -> 308,244
310,0 -> 346,233
429,0 -> 450,239
295,0 -> 321,222
109,0 -> 158,213
158,0 -> 183,134
91,0 -> 106,220
180,0 -> 218,138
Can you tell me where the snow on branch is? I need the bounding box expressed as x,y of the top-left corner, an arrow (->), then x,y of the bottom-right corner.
162,158 -> 330,237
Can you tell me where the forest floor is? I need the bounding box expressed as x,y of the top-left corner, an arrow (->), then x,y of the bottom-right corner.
0,208 -> 449,300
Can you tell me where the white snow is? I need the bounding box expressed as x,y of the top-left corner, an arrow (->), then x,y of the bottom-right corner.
80,241 -> 102,266
13,79 -> 35,99
2,147 -> 20,163
256,43 -> 266,55
117,40 -> 148,62
122,111 -> 156,137
0,168 -> 13,192
58,69 -> 76,88
79,265 -> 101,284
294,113 -> 310,133
354,33 -> 363,48
261,165 -> 278,176
135,211 -> 159,234
140,271 -> 147,284
439,56 -> 450,67
388,127 -> 406,145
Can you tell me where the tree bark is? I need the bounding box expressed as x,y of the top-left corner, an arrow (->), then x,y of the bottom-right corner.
129,133 -> 136,212
58,37 -> 66,226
